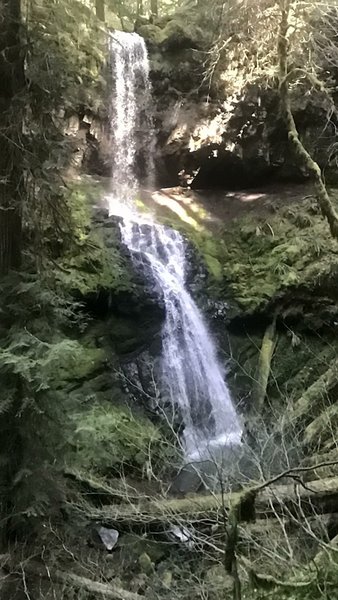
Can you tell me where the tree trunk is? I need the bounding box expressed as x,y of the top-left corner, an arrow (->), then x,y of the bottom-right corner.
252,316 -> 277,415
151,0 -> 158,16
95,0 -> 105,21
81,475 -> 338,525
277,0 -> 338,240
137,0 -> 143,16
0,0 -> 24,274
5,562 -> 143,600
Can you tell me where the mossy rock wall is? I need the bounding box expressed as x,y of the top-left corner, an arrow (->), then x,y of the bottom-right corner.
141,183 -> 338,457
139,4 -> 338,189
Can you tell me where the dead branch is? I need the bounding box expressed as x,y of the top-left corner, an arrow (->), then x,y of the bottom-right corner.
13,562 -> 143,600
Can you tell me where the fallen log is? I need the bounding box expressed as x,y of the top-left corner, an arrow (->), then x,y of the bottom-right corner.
74,475 -> 338,526
292,359 -> 338,422
252,316 -> 277,414
14,562 -> 143,600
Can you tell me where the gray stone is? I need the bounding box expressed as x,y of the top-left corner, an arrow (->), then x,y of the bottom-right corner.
97,526 -> 119,550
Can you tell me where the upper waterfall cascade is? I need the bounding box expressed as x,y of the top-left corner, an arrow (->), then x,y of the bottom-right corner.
108,32 -> 242,460
108,31 -> 154,204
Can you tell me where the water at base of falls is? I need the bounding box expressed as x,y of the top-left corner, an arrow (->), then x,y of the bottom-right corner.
107,31 -> 242,461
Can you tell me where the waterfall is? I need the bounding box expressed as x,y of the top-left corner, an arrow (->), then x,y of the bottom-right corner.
108,31 -> 154,204
108,32 -> 242,460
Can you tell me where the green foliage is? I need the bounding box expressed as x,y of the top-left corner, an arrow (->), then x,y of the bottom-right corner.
156,192 -> 338,306
219,196 -> 338,313
0,270 -> 86,529
0,272 -> 82,403
138,15 -> 204,48
26,0 -> 107,113
19,0 -> 108,262
0,0 -> 113,542
70,401 -> 165,474
107,0 -> 184,20
57,180 -> 134,295
250,555 -> 338,600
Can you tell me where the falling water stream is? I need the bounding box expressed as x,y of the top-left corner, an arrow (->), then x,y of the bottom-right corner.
108,32 -> 242,460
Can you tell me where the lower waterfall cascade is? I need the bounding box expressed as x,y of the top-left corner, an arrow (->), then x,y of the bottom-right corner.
107,31 -> 242,460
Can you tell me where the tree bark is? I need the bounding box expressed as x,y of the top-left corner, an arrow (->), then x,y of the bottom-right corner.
80,474 -> 338,525
8,562 -> 143,600
292,359 -> 338,422
151,0 -> 158,16
277,0 -> 338,240
252,316 -> 277,415
95,0 -> 105,21
0,0 -> 24,274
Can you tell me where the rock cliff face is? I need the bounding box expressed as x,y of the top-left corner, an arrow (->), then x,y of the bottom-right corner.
64,6 -> 338,190
136,7 -> 338,190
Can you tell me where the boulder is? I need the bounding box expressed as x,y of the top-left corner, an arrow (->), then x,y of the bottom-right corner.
137,24 -> 164,46
121,16 -> 134,33
107,11 -> 123,30
96,526 -> 119,550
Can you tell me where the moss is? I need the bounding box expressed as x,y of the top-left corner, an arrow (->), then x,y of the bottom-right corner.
268,335 -> 338,402
121,16 -> 134,33
58,180 -> 134,296
159,18 -> 204,49
118,533 -> 167,564
138,552 -> 154,575
59,238 -> 132,296
70,401 -> 165,475
204,254 -> 223,280
106,314 -> 162,354
138,14 -> 204,49
138,24 -> 165,45
304,404 -> 338,448
51,342 -> 105,384
219,196 -> 338,313
106,11 -> 123,30
158,212 -> 226,284
154,192 -> 338,314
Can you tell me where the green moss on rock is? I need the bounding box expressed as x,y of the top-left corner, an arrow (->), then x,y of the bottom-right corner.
51,342 -> 105,384
70,401 -> 165,475
157,190 -> 338,316
106,11 -> 123,30
304,403 -> 338,449
138,13 -> 204,49
159,18 -> 204,50
219,196 -> 338,315
138,24 -> 165,45
58,180 -> 134,296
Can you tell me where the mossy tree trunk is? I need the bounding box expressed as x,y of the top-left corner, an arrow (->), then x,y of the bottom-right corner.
151,0 -> 158,16
0,0 -> 25,551
0,0 -> 25,274
95,0 -> 105,21
252,316 -> 277,415
277,0 -> 338,240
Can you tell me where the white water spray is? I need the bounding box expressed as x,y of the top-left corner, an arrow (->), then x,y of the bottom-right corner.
108,32 -> 242,460
109,31 -> 154,204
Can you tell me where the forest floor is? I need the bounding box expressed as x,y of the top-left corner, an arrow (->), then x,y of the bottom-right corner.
86,174 -> 318,230
140,182 -> 318,232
